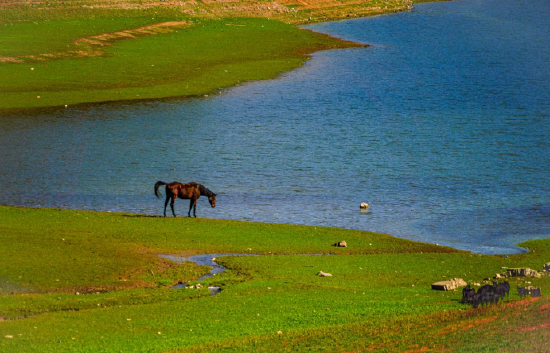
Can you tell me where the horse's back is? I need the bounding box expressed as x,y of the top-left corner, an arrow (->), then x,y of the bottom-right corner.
172,181 -> 200,199
165,181 -> 184,196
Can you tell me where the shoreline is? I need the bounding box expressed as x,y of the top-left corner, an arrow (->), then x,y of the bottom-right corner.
0,28 -> 367,114
0,204 -> 533,256
0,1 -> 407,112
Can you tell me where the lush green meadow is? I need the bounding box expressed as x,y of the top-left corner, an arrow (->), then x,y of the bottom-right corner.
1,206 -> 549,352
0,6 -> 361,111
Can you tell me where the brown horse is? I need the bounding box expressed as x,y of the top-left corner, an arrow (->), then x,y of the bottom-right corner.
154,181 -> 216,218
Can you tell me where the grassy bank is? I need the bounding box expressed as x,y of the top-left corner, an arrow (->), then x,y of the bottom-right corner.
0,0 -> 420,111
1,206 -> 549,351
0,16 -> 361,111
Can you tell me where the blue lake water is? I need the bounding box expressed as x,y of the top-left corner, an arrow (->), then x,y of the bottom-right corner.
1,0 -> 549,254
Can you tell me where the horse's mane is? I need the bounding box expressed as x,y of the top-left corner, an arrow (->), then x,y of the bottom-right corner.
199,184 -> 215,197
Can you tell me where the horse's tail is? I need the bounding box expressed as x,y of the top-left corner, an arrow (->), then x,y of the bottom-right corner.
154,181 -> 167,198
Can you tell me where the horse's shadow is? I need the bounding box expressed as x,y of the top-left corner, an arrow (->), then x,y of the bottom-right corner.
121,214 -> 161,219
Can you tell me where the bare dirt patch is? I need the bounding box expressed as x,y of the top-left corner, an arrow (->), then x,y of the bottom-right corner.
0,20 -> 190,64
1,0 -> 415,24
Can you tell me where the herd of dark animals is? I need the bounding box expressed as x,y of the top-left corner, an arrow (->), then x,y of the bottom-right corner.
461,282 -> 510,308
462,281 -> 542,308
154,181 -> 216,218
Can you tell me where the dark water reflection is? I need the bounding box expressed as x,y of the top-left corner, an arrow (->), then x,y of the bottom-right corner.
1,0 -> 549,254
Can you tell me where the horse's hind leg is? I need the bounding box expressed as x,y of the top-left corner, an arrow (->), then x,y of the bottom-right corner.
163,195 -> 170,217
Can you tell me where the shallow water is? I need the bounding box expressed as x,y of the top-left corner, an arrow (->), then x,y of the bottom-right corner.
161,254 -> 258,294
1,0 -> 549,254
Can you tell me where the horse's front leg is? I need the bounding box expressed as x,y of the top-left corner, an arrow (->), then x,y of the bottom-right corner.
170,196 -> 177,217
188,199 -> 194,217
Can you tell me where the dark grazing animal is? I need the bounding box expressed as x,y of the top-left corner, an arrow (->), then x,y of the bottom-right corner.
155,181 -> 216,218
461,285 -> 476,304
481,290 -> 495,307
531,287 -> 541,297
477,284 -> 496,296
472,293 -> 482,309
517,286 -> 530,299
493,281 -> 510,299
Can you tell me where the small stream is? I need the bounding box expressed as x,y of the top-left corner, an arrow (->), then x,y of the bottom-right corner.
160,254 -> 259,295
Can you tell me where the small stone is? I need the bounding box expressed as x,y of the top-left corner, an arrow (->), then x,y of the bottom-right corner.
431,278 -> 467,291
317,271 -> 332,277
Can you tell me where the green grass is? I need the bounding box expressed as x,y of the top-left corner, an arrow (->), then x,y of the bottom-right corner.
0,16 -> 360,111
0,206 -> 457,293
1,206 -> 549,352
0,17 -> 172,57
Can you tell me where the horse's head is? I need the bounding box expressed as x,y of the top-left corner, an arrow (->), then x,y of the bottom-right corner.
209,194 -> 217,208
